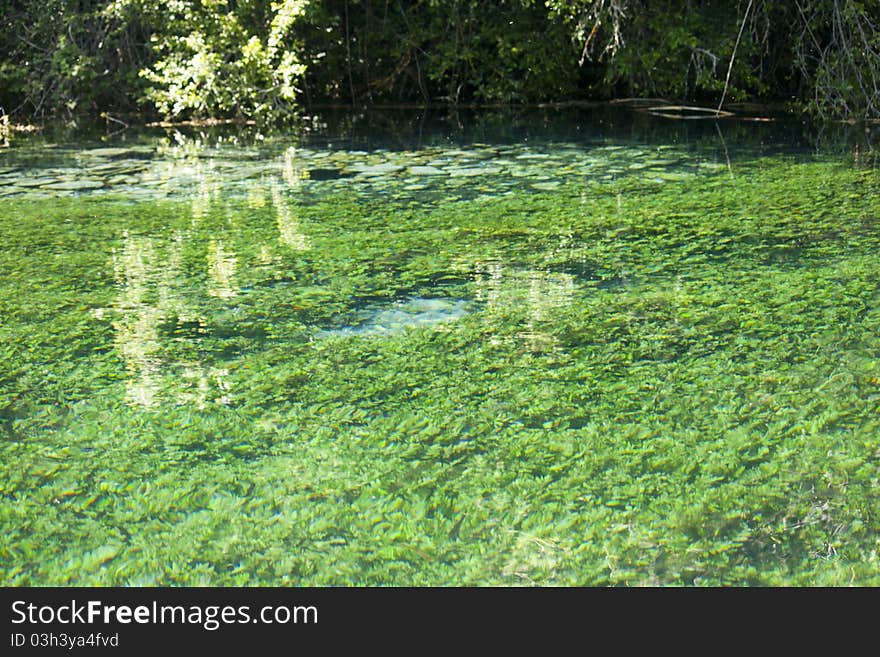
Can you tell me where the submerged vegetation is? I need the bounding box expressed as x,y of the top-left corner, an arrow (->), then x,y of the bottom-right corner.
1,120 -> 878,584
2,1 -> 880,123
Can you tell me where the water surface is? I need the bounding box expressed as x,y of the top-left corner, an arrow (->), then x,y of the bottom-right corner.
1,108 -> 878,585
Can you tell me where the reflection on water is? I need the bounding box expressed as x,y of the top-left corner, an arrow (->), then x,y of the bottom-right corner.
192,174 -> 220,222
519,270 -> 576,351
97,142 -> 327,407
0,120 -> 742,204
470,257 -> 577,351
60,113 -> 778,411
207,240 -> 239,299
271,184 -> 310,251
9,109 -> 870,407
281,146 -> 305,188
110,230 -> 242,408
111,233 -> 168,408
473,259 -> 504,308
247,186 -> 267,210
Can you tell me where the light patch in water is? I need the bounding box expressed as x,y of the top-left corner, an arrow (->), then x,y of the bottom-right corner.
318,297 -> 471,337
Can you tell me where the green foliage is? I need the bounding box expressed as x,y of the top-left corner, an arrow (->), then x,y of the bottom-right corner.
0,0 -> 310,124
297,0 -> 580,105
127,0 -> 309,122
545,1 -> 767,100
0,0 -> 149,117
2,2 -> 880,134
793,0 -> 880,119
547,0 -> 880,117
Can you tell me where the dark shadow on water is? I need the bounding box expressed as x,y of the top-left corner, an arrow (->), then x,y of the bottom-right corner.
545,258 -> 632,290
307,168 -> 355,181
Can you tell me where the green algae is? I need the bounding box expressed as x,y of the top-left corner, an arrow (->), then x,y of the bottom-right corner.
1,143 -> 879,586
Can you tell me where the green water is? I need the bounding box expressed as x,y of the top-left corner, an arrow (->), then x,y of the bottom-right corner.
1,110 -> 879,585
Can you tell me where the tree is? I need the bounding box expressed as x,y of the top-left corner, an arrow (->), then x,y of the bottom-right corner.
119,0 -> 310,123
1,0 -> 878,122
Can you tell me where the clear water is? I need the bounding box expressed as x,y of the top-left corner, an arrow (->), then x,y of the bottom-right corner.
1,108 -> 878,585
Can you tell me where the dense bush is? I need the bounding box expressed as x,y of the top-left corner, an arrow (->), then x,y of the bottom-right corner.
0,0 -> 149,118
296,0 -> 581,105
548,0 -> 880,119
131,0 -> 308,123
0,0 -> 878,123
0,0 -> 309,123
